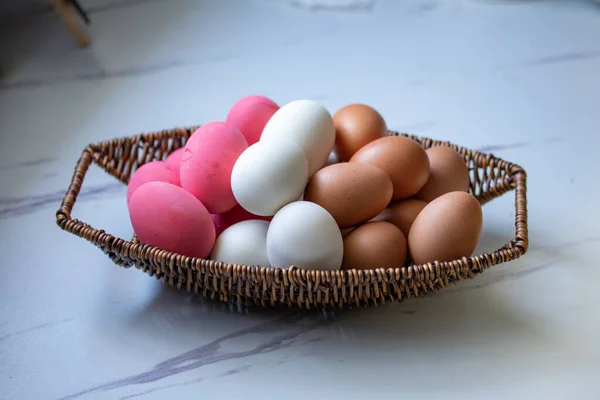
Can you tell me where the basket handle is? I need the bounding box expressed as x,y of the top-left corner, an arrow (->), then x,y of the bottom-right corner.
510,166 -> 528,255
56,146 -> 124,254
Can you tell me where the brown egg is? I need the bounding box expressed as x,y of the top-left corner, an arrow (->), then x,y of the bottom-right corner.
341,227 -> 355,238
408,191 -> 483,265
333,104 -> 387,161
416,146 -> 470,202
350,136 -> 430,200
304,163 -> 393,228
342,222 -> 407,270
373,198 -> 427,237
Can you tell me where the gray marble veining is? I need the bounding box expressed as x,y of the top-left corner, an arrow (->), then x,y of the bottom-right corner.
527,50 -> 600,66
0,182 -> 124,219
61,312 -> 332,399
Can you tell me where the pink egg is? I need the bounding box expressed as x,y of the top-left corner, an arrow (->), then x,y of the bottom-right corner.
212,204 -> 272,237
165,148 -> 184,167
225,95 -> 279,145
129,182 -> 215,258
127,161 -> 180,204
180,122 -> 248,214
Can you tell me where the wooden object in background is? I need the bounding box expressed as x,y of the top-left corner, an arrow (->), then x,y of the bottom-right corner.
49,0 -> 89,47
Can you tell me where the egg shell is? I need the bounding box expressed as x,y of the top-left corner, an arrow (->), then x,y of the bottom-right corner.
180,121 -> 248,214
231,140 -> 308,216
304,163 -> 393,228
128,182 -> 215,259
416,146 -> 470,202
342,222 -> 407,270
165,148 -> 184,167
372,198 -> 427,237
333,104 -> 387,161
267,201 -> 343,270
127,161 -> 180,204
408,191 -> 483,265
341,227 -> 355,238
350,136 -> 430,200
323,150 -> 340,168
260,99 -> 335,176
212,204 -> 272,237
226,95 -> 279,146
211,220 -> 270,267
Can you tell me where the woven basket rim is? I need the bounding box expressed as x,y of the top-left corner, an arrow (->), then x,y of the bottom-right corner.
55,127 -> 528,307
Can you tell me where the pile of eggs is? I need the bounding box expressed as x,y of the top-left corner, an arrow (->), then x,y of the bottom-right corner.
127,96 -> 483,271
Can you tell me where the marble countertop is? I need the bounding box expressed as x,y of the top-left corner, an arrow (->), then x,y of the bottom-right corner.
1,0 -> 600,399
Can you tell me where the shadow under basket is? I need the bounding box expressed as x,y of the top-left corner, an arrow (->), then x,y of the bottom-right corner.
56,127 -> 529,309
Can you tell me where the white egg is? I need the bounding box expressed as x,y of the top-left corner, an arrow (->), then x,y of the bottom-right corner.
266,201 -> 343,270
324,149 -> 340,167
211,220 -> 270,267
231,140 -> 308,216
260,99 -> 335,176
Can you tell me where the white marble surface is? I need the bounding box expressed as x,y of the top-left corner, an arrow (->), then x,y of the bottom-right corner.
1,0 -> 600,399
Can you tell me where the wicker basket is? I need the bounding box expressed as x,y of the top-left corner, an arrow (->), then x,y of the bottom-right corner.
56,127 -> 528,308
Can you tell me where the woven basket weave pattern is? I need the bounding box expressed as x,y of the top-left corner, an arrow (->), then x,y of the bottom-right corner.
56,127 -> 528,308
